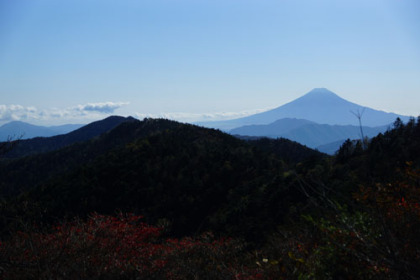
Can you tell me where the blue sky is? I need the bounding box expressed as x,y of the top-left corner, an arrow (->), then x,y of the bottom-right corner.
1,0 -> 419,125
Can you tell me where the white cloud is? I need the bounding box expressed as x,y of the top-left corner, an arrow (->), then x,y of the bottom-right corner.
0,105 -> 39,122
0,101 -> 129,125
76,102 -> 129,114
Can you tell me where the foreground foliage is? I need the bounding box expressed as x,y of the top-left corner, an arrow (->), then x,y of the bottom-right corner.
2,171 -> 419,279
0,213 -> 262,279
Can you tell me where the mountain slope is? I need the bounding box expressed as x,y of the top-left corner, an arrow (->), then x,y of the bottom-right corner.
231,118 -> 388,149
231,118 -> 316,137
241,136 -> 326,163
2,116 -> 135,159
199,88 -> 410,130
0,118 -> 185,196
316,139 -> 350,155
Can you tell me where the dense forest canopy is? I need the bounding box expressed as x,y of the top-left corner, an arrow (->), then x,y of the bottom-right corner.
0,116 -> 419,279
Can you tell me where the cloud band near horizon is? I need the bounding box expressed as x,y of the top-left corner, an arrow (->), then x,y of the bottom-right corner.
0,101 -> 269,126
0,102 -> 129,125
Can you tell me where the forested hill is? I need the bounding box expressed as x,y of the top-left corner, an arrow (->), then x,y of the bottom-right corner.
240,136 -> 325,164
0,117 -> 322,240
2,116 -> 136,159
0,118 -> 185,196
334,117 -> 420,182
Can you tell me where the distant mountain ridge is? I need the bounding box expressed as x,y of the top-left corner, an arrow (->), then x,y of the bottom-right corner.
230,118 -> 316,138
0,121 -> 83,141
230,118 -> 389,152
2,116 -> 136,159
199,88 -> 411,130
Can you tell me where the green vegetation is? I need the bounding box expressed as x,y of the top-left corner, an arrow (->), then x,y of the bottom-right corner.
1,116 -> 419,279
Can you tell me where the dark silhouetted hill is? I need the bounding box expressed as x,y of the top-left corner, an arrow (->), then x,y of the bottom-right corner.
2,116 -> 135,159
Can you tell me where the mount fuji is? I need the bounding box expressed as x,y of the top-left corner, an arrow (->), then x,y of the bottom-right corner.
199,88 -> 410,130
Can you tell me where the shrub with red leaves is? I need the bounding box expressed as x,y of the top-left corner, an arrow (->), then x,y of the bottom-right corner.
0,213 -> 262,279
